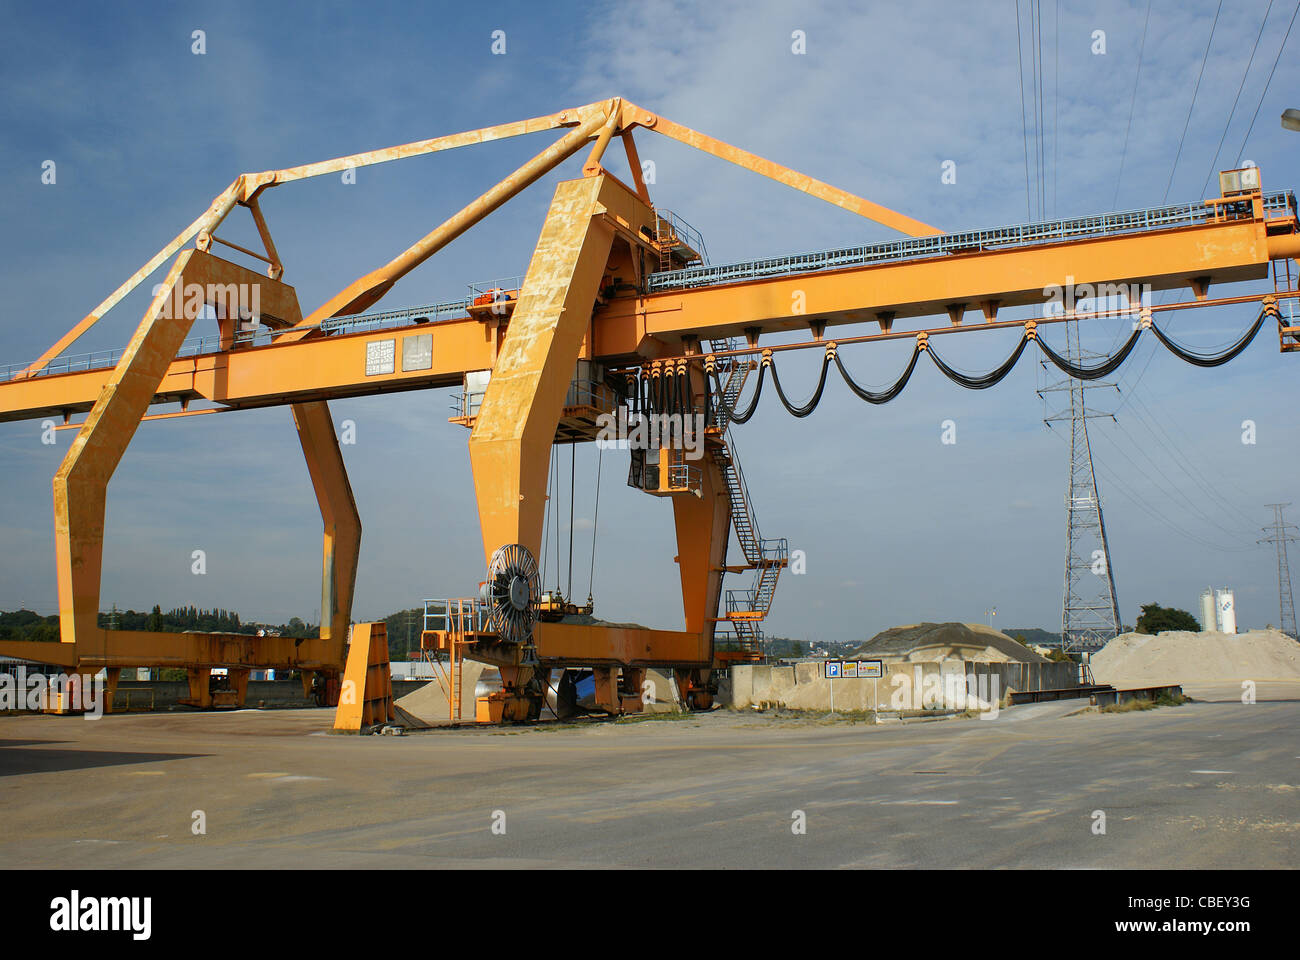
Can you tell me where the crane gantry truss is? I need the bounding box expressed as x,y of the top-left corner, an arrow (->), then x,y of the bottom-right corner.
1,97 -> 1298,719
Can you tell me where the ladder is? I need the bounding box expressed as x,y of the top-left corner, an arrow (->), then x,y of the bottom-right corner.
707,339 -> 787,654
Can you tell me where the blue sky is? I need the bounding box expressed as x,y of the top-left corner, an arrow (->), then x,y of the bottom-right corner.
1,0 -> 1298,641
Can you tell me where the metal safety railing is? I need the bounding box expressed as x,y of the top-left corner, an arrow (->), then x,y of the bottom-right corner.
667,462 -> 702,492
423,598 -> 489,635
649,192 -> 1296,292
467,275 -> 524,301
451,376 -> 619,419
0,268 -> 540,384
655,209 -> 709,266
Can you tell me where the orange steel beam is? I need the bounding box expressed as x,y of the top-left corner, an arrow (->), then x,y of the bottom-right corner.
282,107 -> 614,337
52,252 -> 201,647
533,621 -> 709,668
610,217 -> 1282,345
0,630 -> 349,670
467,174 -> 617,563
16,182 -> 244,378
6,100 -> 1299,691
619,131 -> 652,203
664,363 -> 730,650
17,102 -> 615,377
1,226 -> 1293,427
617,100 -> 943,237
260,101 -> 612,185
292,400 -> 360,648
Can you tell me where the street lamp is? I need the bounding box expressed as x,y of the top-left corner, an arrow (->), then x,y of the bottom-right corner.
1281,108 -> 1300,132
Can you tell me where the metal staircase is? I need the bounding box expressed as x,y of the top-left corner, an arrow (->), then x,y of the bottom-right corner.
707,338 -> 786,654
708,337 -> 756,433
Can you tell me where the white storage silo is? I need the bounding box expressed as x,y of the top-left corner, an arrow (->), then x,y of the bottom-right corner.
1215,588 -> 1237,635
1200,588 -> 1216,632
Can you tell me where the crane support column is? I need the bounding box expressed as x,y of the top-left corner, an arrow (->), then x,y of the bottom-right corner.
291,400 -> 360,658
53,251 -> 200,647
672,459 -> 729,638
467,174 -> 616,562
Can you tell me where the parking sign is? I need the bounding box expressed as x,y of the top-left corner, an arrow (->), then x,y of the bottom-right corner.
825,660 -> 842,679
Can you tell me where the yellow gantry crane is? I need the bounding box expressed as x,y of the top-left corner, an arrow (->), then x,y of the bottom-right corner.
1,97 -> 1297,723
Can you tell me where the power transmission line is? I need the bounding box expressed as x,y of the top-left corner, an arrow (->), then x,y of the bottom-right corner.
1164,0 -> 1223,202
1053,0 -> 1059,216
1113,0 -> 1152,209
1041,422 -> 1255,553
1235,0 -> 1300,165
1198,0 -> 1274,198
1016,0 -> 1032,219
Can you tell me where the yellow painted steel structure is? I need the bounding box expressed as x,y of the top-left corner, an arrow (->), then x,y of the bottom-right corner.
1,97 -> 1298,718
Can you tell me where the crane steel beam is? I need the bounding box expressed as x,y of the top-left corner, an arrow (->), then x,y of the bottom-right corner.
4,98 -> 1299,716
291,400 -> 360,648
616,100 -> 943,237
619,214 -> 1284,342
1,200 -> 1291,426
14,101 -> 616,377
52,252 -> 201,648
281,107 -> 615,338
467,173 -> 617,564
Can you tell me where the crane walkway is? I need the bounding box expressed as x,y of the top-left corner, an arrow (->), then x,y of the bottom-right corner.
649,191 -> 1296,292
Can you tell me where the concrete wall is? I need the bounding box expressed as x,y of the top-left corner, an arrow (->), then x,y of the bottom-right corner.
725,660 -> 1079,712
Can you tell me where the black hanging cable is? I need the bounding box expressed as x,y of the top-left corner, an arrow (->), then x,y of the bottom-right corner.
767,353 -> 832,418
711,362 -> 767,424
552,446 -> 561,592
587,444 -> 603,600
1036,324 -> 1144,379
926,334 -> 1030,389
1149,306 -> 1271,367
834,344 -> 922,404
567,442 -> 575,600
698,305 -> 1273,423
541,445 -> 554,589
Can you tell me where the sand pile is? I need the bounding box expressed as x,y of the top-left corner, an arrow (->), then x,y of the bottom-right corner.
848,622 -> 1047,663
394,660 -> 490,724
1091,629 -> 1300,686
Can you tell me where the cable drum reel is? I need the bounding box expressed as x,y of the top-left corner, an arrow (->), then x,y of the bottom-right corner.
481,543 -> 541,644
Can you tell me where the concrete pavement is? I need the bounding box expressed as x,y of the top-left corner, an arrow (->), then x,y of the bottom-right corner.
1,695 -> 1296,868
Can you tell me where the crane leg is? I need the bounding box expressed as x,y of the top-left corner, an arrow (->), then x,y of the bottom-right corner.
53,252 -> 200,648
467,174 -> 615,719
291,399 -> 360,703
669,362 -> 730,709
670,455 -> 728,710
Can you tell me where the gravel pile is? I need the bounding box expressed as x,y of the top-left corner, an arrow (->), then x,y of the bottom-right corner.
1091,629 -> 1300,686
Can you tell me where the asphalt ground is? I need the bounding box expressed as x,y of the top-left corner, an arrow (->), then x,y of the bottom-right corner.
1,684 -> 1296,869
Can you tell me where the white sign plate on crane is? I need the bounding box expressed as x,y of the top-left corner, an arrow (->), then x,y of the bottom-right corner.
365,338 -> 396,376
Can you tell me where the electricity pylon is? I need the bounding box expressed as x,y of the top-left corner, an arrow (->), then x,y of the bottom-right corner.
1039,318 -> 1122,651
1259,503 -> 1298,639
